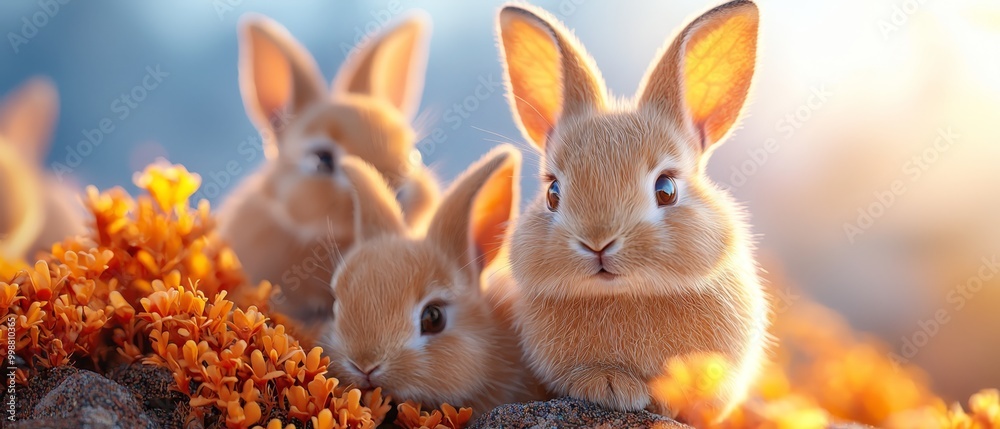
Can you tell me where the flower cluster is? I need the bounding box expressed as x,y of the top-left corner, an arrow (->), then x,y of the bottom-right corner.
135,273 -> 391,428
1,162 -> 247,375
0,162 -> 404,428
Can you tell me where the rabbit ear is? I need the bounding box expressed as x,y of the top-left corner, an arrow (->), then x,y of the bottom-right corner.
332,12 -> 431,121
498,5 -> 607,151
638,0 -> 758,153
340,156 -> 407,242
238,15 -> 325,140
0,77 -> 58,161
0,143 -> 44,261
427,145 -> 520,280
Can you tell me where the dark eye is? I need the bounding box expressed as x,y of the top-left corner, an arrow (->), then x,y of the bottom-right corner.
655,175 -> 678,206
313,149 -> 336,174
546,180 -> 561,212
420,304 -> 446,335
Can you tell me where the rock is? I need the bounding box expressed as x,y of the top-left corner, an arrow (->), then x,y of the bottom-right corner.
109,363 -> 189,429
12,365 -> 79,421
470,397 -> 689,429
18,370 -> 157,429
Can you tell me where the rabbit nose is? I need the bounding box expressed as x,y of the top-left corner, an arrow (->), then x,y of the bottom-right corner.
578,239 -> 618,259
352,362 -> 381,376
350,361 -> 382,384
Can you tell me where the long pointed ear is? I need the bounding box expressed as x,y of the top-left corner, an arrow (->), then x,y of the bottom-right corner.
0,78 -> 58,162
427,145 -> 520,280
638,0 -> 759,154
0,143 -> 44,261
238,15 -> 325,139
332,12 -> 431,121
497,5 -> 607,151
340,156 -> 406,242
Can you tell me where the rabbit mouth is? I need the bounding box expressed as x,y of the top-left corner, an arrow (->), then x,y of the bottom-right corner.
594,268 -> 619,281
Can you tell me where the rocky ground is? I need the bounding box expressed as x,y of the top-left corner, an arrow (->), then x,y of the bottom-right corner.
10,365 -> 187,429
471,398 -> 689,429
8,367 -> 870,429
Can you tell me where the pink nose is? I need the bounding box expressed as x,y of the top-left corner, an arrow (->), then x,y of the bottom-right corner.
351,363 -> 381,384
579,239 -> 616,259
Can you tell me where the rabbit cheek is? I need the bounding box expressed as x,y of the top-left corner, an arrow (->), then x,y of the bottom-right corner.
660,199 -> 732,279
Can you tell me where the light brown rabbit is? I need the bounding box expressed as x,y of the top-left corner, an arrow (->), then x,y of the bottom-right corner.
0,78 -> 85,262
218,13 -> 440,322
497,1 -> 768,419
320,145 -> 541,411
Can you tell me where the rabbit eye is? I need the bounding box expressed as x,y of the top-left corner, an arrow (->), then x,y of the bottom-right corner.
655,174 -> 678,206
546,180 -> 561,212
420,304 -> 446,335
312,149 -> 336,174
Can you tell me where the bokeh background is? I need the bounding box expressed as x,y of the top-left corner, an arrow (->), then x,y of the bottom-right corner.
2,0 -> 998,402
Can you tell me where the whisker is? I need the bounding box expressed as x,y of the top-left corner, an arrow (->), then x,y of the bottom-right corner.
511,93 -> 555,131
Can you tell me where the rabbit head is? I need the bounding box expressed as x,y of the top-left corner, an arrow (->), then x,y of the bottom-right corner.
236,12 -> 439,232
321,145 -> 526,410
498,1 -> 760,298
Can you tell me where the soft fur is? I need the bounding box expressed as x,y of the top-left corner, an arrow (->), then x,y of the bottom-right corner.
497,1 -> 768,419
320,145 -> 542,411
0,78 -> 85,261
218,13 -> 440,322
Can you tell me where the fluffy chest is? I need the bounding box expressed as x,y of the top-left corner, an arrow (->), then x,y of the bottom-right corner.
518,290 -> 756,377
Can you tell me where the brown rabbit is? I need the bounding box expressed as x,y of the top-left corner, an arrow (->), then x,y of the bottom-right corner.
320,145 -> 542,411
0,78 -> 85,261
218,13 -> 440,322
497,1 -> 769,419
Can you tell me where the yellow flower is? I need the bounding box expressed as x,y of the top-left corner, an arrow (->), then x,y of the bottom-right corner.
132,160 -> 201,213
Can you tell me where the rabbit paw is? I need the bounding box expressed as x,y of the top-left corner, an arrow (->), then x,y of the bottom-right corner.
566,366 -> 650,411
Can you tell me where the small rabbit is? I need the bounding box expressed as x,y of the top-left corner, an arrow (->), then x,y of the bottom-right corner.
0,78 -> 85,262
496,1 -> 768,419
218,13 -> 440,322
320,145 -> 541,411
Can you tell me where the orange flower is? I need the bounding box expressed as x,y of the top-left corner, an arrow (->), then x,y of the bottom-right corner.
396,402 -> 473,429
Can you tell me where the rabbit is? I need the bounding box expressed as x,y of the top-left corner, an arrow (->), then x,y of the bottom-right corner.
0,78 -> 86,262
320,144 -> 543,411
496,0 -> 769,419
217,12 -> 440,323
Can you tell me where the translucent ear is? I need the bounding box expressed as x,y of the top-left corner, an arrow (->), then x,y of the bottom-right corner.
332,12 -> 431,121
638,0 -> 759,152
426,145 -> 520,279
340,157 -> 406,242
238,15 -> 325,138
497,5 -> 606,151
0,77 -> 59,161
0,142 -> 44,261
